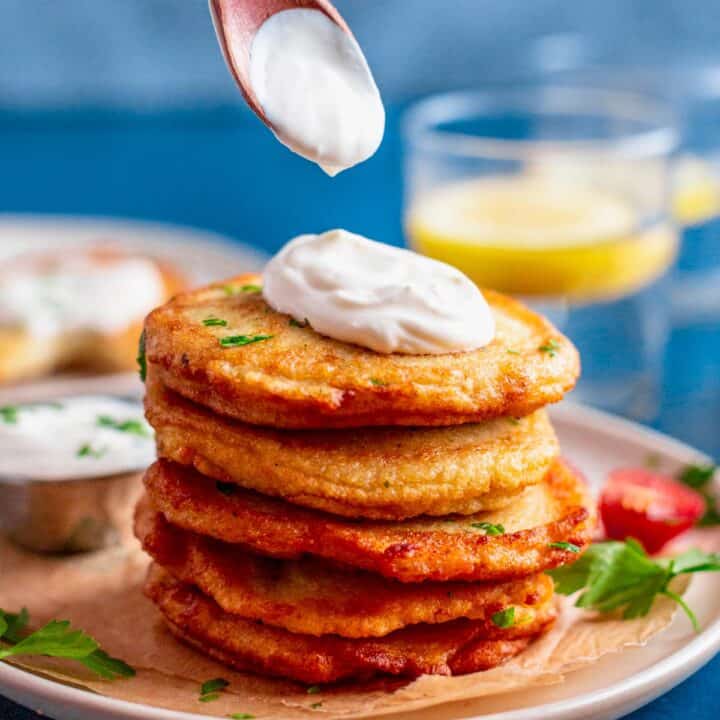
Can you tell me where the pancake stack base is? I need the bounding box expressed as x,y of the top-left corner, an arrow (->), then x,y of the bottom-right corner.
136,279 -> 589,685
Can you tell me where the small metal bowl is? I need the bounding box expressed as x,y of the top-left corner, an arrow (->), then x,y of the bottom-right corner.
0,470 -> 144,554
0,376 -> 148,554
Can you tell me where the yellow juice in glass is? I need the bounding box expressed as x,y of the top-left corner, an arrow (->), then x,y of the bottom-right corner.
407,176 -> 678,304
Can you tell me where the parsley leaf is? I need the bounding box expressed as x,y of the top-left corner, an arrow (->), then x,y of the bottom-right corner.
0,608 -> 29,643
471,522 -> 505,536
538,339 -> 560,357
306,685 -> 322,695
0,406 -> 18,424
229,715 -> 255,719
201,678 -> 229,696
97,416 -> 150,438
491,608 -> 515,628
370,378 -> 387,387
203,317 -> 228,327
289,317 -> 310,328
506,348 -> 520,356
310,703 -> 323,709
219,335 -> 273,348
548,541 -> 581,553
548,540 -> 720,630
0,613 -> 134,679
137,330 -> 147,382
225,284 -> 262,295
77,443 -> 106,459
678,463 -> 720,526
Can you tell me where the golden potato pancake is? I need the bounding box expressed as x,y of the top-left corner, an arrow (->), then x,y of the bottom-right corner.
145,377 -> 558,519
143,273 -> 579,428
136,500 -> 555,638
0,247 -> 184,384
144,458 -> 593,583
145,566 -> 555,683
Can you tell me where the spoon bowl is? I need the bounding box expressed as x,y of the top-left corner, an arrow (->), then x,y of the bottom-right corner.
209,0 -> 351,128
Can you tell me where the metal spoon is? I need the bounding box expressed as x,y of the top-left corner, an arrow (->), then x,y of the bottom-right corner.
208,0 -> 352,127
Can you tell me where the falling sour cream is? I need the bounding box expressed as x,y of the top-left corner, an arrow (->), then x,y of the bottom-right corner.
248,8 -> 385,175
0,396 -> 155,481
262,229 -> 495,354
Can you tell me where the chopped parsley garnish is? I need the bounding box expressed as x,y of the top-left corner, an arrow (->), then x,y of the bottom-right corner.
306,685 -> 322,695
199,677 -> 229,703
0,608 -> 28,643
538,339 -> 560,357
97,415 -> 150,438
471,522 -> 505,536
228,715 -> 255,719
548,540 -> 720,631
506,348 -> 520,356
370,378 -> 387,387
548,541 -> 581,553
225,284 -> 262,295
0,609 -> 134,680
678,463 -> 720,526
310,703 -> 323,709
216,482 -> 237,496
77,443 -> 106,459
219,334 -> 273,348
289,317 -> 310,328
0,406 -> 18,424
203,317 -> 228,327
137,330 -> 147,382
1,403 -> 62,424
491,607 -> 515,628
507,417 -> 520,425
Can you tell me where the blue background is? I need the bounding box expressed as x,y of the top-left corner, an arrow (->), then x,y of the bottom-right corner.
1,1 -> 719,718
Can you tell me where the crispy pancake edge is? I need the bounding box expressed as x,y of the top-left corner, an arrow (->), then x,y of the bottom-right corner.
145,376 -> 559,519
136,501 -> 555,638
146,566 -> 555,683
144,273 -> 580,428
144,458 -> 595,583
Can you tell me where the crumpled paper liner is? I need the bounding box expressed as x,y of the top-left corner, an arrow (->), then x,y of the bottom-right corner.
0,535 -> 689,719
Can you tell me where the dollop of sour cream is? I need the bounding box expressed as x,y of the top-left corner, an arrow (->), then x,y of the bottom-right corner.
248,8 -> 385,176
0,396 -> 155,482
0,256 -> 165,338
262,229 -> 495,354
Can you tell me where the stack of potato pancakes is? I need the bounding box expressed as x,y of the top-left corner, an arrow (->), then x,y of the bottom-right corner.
135,273 -> 593,685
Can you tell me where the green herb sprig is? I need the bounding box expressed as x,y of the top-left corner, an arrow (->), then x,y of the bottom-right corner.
678,463 -> 720,526
548,541 -> 581,553
491,607 -> 515,628
97,415 -> 150,438
203,317 -> 228,327
199,677 -> 229,702
548,540 -> 720,631
538,339 -> 560,357
471,522 -> 505,536
0,609 -> 134,680
137,330 -> 147,382
219,334 -> 273,348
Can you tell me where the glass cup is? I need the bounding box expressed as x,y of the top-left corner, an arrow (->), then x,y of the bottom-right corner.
403,86 -> 679,420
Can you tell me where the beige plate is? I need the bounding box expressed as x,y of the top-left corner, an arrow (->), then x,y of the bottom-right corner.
0,402 -> 719,720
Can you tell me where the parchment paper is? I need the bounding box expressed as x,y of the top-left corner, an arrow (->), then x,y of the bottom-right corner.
0,533 -> 690,719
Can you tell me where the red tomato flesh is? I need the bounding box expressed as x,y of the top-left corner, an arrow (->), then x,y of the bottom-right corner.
600,468 -> 706,554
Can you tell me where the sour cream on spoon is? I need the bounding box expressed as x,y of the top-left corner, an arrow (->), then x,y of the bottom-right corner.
262,229 -> 495,354
211,1 -> 385,175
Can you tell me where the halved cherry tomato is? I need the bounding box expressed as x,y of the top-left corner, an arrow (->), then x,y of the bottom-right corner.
600,468 -> 706,554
